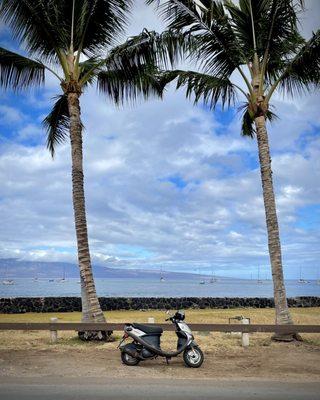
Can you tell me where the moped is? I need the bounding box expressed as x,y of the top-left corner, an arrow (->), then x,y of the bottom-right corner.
118,310 -> 204,368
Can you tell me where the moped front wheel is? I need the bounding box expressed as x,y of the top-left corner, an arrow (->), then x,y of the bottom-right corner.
183,346 -> 204,368
121,351 -> 140,366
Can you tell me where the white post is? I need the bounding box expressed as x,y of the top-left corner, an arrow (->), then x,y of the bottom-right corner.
148,317 -> 155,324
50,317 -> 58,343
241,318 -> 250,347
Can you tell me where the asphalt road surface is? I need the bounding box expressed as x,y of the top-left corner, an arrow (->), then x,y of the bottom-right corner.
0,377 -> 319,400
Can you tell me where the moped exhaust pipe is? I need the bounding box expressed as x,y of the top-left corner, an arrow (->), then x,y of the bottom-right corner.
124,347 -> 140,358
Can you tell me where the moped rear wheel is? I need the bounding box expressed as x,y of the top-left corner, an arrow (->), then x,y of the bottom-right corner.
183,346 -> 204,368
121,351 -> 140,366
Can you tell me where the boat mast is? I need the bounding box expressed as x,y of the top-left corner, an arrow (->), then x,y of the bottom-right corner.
300,265 -> 302,281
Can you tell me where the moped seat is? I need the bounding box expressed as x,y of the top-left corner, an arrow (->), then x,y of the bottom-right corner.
132,323 -> 163,334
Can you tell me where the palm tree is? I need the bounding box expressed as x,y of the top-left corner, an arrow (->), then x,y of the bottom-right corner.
148,0 -> 320,339
0,0 -> 166,340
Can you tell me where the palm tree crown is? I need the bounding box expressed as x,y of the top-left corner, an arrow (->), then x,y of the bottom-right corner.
148,0 -> 319,131
0,0 -> 169,153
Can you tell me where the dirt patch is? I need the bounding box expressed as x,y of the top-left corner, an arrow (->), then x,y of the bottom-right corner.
1,340 -> 319,382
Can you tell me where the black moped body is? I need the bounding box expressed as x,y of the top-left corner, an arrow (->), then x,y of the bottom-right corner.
118,310 -> 204,368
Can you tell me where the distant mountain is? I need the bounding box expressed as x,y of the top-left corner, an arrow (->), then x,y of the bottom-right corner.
0,258 -> 214,280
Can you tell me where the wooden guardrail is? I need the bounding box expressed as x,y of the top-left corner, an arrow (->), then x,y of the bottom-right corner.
1,322 -> 319,347
0,322 -> 319,333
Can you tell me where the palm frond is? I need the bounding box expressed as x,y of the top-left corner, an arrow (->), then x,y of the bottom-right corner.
43,94 -> 70,157
148,1 -> 244,78
0,1 -> 133,62
97,64 -> 164,105
225,0 -> 268,58
241,108 -> 255,138
74,0 -> 133,55
265,108 -> 279,122
105,29 -> 194,71
0,47 -> 45,90
261,0 -> 306,80
226,1 -> 299,54
79,29 -> 195,86
161,69 -> 236,109
265,30 -> 305,85
0,0 -> 67,63
225,0 -> 306,80
238,102 -> 255,137
78,56 -> 102,86
270,29 -> 320,97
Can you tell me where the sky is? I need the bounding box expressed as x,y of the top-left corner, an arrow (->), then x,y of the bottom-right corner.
0,0 -> 319,280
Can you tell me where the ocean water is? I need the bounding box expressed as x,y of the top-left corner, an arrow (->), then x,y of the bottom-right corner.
0,278 -> 319,298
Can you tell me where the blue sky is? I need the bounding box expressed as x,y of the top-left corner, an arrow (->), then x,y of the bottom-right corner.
0,0 -> 319,280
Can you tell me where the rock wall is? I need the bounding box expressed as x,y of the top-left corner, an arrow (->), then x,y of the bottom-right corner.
0,296 -> 319,314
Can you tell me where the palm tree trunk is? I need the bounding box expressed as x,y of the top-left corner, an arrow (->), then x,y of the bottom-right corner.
254,116 -> 299,340
67,91 -> 107,332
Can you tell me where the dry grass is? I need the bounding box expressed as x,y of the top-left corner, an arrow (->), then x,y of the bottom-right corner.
0,308 -> 319,351
1,307 -> 319,324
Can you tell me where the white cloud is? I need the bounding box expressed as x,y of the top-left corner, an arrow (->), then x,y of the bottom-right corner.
0,105 -> 24,124
18,123 -> 43,141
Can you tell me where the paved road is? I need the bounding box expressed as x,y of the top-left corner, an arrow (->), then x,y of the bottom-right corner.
0,377 -> 319,400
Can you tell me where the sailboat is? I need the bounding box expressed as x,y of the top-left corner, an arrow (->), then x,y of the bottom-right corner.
57,266 -> 67,282
2,278 -> 14,285
2,266 -> 14,285
257,266 -> 263,284
199,270 -> 205,285
209,270 -> 217,284
298,266 -> 308,284
160,267 -> 165,282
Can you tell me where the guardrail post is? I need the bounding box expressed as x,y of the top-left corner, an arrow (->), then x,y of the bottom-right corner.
148,317 -> 155,324
241,318 -> 250,347
50,317 -> 58,343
